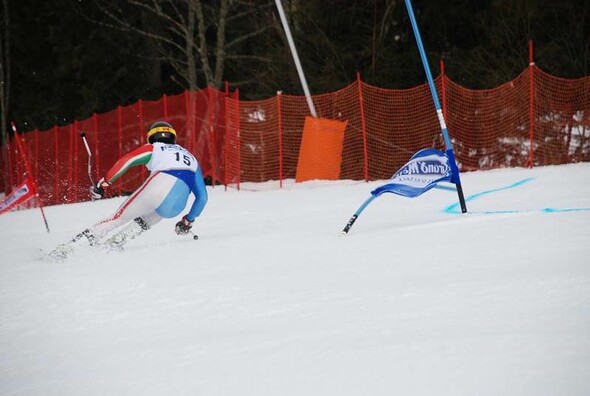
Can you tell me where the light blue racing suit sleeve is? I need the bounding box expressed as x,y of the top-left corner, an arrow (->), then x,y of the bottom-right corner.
186,167 -> 208,222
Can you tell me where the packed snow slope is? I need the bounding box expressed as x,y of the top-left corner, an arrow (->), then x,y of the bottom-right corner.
1,163 -> 590,396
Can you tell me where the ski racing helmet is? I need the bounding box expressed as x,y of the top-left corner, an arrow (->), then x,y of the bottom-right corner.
147,121 -> 177,144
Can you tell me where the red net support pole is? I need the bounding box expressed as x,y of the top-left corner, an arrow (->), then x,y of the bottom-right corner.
277,91 -> 284,188
72,122 -> 79,203
16,136 -> 22,186
68,124 -> 74,202
0,144 -> 7,195
191,91 -> 200,160
0,145 -> 4,194
15,139 -> 21,189
441,59 -> 448,128
356,72 -> 369,181
527,39 -> 535,168
236,88 -> 241,190
224,82 -> 229,190
138,100 -> 147,180
184,90 -> 191,153
193,90 -> 199,162
34,129 -> 39,187
53,125 -> 59,204
117,105 -> 123,196
6,138 -> 13,191
208,87 -> 217,187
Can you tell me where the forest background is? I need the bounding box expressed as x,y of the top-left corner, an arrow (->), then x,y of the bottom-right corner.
0,0 -> 588,144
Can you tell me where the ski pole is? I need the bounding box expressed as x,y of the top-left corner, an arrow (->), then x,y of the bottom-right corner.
80,131 -> 95,186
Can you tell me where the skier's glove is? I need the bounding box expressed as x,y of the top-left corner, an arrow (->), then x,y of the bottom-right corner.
90,177 -> 110,200
175,215 -> 193,235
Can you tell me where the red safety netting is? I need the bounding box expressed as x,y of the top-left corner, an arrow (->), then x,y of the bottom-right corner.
443,69 -> 532,170
532,68 -> 590,165
2,64 -> 589,208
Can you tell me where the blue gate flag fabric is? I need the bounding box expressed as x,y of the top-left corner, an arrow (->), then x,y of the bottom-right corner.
371,148 -> 453,198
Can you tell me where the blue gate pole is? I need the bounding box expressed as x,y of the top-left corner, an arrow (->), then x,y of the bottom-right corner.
404,0 -> 467,213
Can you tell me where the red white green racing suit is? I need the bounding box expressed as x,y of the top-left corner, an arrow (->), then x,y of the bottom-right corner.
90,142 -> 208,242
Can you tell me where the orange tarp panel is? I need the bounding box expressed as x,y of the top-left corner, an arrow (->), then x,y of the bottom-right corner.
295,116 -> 347,182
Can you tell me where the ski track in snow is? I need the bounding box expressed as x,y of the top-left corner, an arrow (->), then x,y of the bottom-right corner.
1,163 -> 590,396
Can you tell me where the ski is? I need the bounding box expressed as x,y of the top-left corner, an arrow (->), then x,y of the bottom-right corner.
43,230 -> 198,261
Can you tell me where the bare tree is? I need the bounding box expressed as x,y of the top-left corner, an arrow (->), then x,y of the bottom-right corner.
0,0 -> 10,145
0,0 -> 10,194
86,0 -> 274,92
448,0 -> 535,88
535,1 -> 590,77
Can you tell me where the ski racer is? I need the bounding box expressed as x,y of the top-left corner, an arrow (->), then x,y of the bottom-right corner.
50,121 -> 208,258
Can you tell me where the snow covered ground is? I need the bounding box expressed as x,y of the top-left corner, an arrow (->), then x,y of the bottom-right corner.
1,163 -> 590,396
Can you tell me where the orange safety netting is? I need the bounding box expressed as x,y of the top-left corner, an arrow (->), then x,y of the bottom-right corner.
1,65 -> 589,207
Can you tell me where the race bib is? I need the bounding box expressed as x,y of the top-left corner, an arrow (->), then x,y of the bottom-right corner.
147,143 -> 198,173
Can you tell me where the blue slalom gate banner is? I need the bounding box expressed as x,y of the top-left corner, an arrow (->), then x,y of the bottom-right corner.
371,148 -> 453,198
342,0 -> 469,235
342,148 -> 455,234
